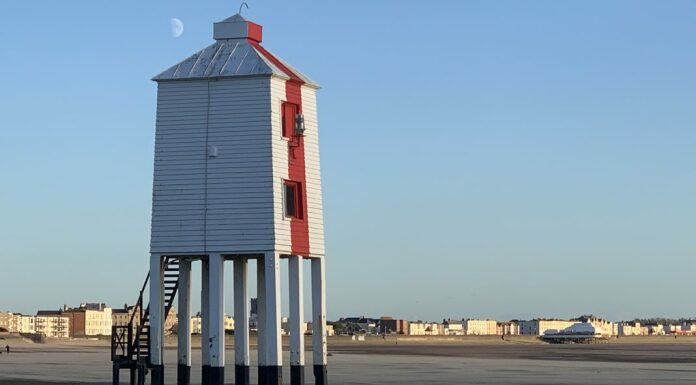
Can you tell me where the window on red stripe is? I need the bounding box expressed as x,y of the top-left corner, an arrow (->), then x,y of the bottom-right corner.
283,180 -> 303,219
282,102 -> 298,138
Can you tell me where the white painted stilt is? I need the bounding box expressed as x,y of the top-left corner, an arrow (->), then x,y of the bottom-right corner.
201,257 -> 210,385
256,256 -> 267,385
149,254 -> 165,385
289,255 -> 305,385
208,254 -> 225,385
234,256 -> 250,385
177,258 -> 192,385
311,257 -> 328,385
264,252 -> 283,385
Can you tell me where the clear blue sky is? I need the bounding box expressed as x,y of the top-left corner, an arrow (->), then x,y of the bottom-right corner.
1,0 -> 695,322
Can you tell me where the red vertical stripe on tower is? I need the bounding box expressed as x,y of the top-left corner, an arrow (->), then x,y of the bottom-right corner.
249,40 -> 310,256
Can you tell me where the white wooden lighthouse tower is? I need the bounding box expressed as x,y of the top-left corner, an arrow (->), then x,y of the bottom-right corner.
145,11 -> 327,385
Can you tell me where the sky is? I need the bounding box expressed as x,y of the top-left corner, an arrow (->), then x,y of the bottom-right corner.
1,0 -> 695,322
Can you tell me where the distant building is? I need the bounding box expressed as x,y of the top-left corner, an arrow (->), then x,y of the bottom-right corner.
340,317 -> 379,334
520,316 -> 617,337
164,307 -> 177,334
305,322 -> 334,337
281,318 -> 308,336
191,312 -> 228,334
497,321 -> 520,336
618,321 -> 643,336
0,313 -> 34,334
645,324 -> 665,336
191,313 -> 203,334
249,298 -> 259,330
111,304 -> 140,332
573,315 -> 616,337
408,321 -> 441,335
0,312 -> 13,332
16,314 -> 36,333
681,321 -> 696,333
61,303 -> 112,337
443,319 -> 465,335
35,311 -> 70,338
359,320 -> 377,334
225,315 -> 235,332
519,319 -> 576,336
464,319 -> 498,335
111,304 -> 177,335
378,317 -> 410,335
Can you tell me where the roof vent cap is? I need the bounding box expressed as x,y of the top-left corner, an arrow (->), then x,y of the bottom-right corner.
213,13 -> 263,42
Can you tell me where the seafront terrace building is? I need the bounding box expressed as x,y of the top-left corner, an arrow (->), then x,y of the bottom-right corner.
17,314 -> 36,333
0,312 -> 69,338
0,313 -> 35,334
618,321 -> 644,336
681,321 -> 696,333
61,303 -> 112,337
225,315 -> 235,332
111,306 -> 132,328
191,314 -> 203,335
281,318 -> 308,336
306,322 -> 334,336
464,319 -> 498,335
35,313 -> 70,338
519,316 -> 618,337
574,315 -> 617,337
497,321 -> 520,335
112,304 -> 178,335
408,321 -> 442,335
443,319 -> 465,335
519,319 -> 576,335
190,313 -> 235,335
379,317 -> 410,335
0,312 -> 13,332
645,324 -> 666,335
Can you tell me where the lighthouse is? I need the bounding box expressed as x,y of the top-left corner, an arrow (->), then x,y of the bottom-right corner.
111,11 -> 327,385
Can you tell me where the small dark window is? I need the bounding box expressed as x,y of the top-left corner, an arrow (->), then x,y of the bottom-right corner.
282,102 -> 298,138
283,180 -> 303,219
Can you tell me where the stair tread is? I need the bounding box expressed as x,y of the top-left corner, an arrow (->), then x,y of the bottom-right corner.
110,268 -> 183,366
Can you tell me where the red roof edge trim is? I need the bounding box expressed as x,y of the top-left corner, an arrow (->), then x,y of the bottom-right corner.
248,39 -> 304,84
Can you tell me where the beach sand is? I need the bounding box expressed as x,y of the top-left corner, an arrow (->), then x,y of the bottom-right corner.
1,335 -> 696,384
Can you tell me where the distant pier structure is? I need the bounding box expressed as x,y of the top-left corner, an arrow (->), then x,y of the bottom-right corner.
111,12 -> 327,385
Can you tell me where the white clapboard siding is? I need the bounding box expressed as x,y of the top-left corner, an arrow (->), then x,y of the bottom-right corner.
301,86 -> 325,256
270,77 -> 292,253
150,77 -> 276,254
268,78 -> 325,256
150,80 -> 207,252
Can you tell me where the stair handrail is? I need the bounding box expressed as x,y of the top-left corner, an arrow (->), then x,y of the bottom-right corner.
129,272 -> 151,326
127,271 -> 151,361
113,257 -> 179,366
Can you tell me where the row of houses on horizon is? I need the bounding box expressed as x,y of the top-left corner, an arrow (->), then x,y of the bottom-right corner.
2,303 -> 695,339
0,301 -> 333,339
332,315 -> 696,337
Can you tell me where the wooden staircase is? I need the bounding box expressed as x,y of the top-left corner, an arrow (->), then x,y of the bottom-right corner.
111,257 -> 180,384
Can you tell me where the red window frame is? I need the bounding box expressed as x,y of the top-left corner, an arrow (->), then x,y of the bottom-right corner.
281,102 -> 298,138
283,180 -> 304,220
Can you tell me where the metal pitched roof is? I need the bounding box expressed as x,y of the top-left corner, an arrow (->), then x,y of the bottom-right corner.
153,39 -> 275,81
220,14 -> 247,23
153,38 -> 319,88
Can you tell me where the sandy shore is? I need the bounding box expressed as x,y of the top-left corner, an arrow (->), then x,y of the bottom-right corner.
2,335 -> 696,384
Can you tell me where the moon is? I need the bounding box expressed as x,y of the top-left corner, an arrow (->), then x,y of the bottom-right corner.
170,18 -> 184,38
